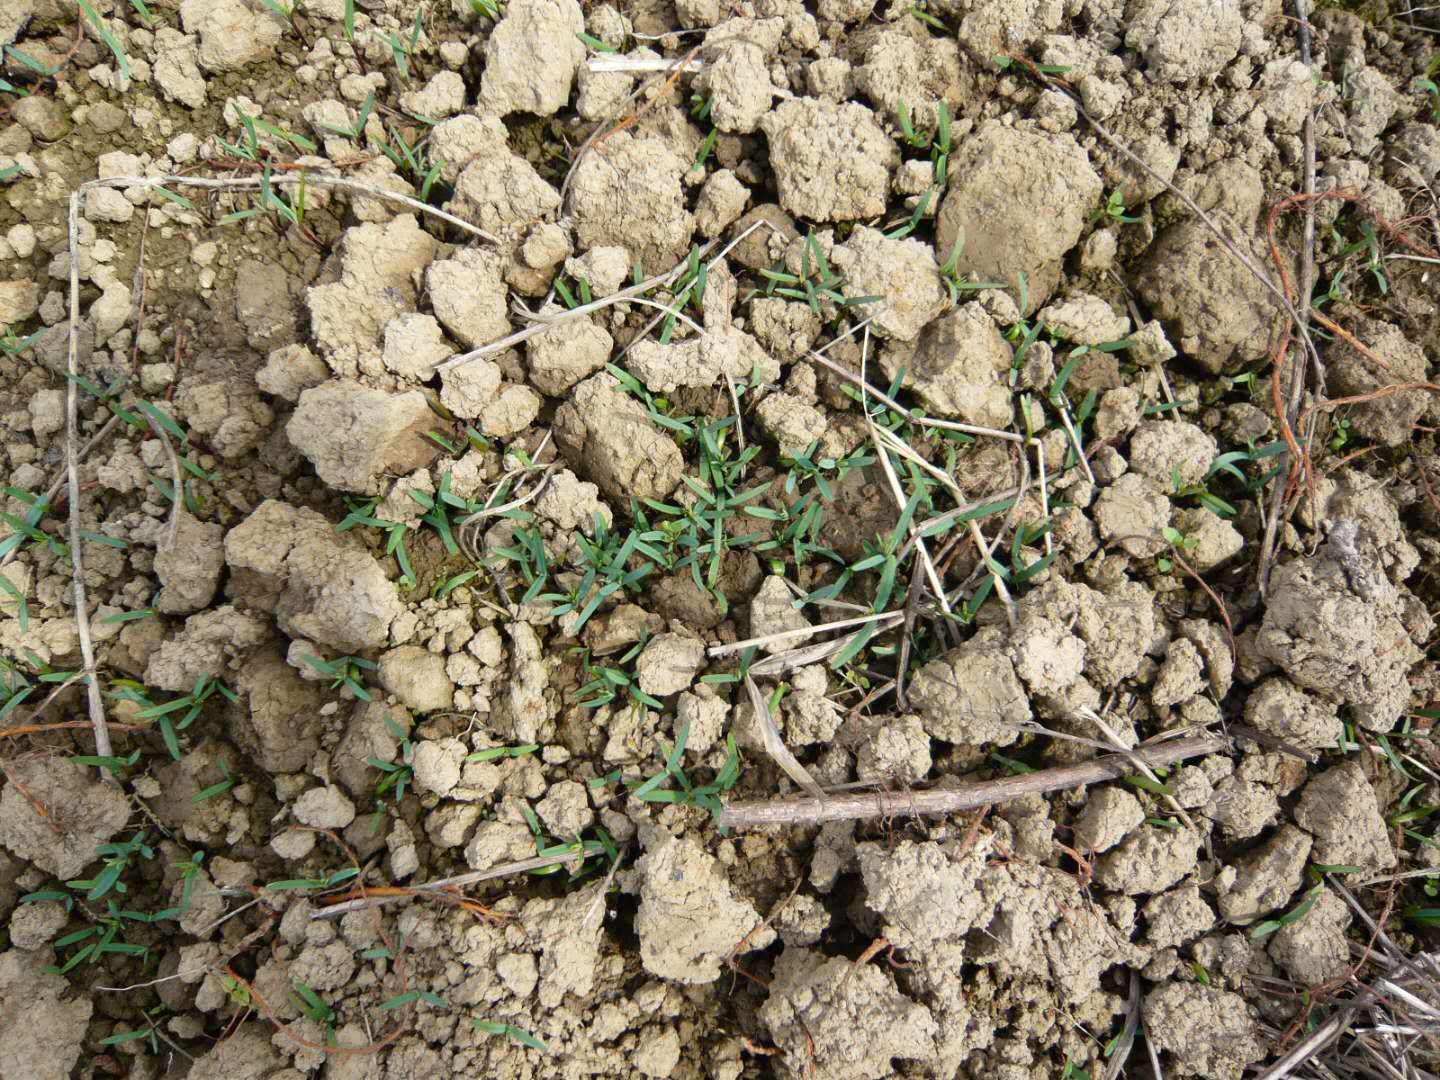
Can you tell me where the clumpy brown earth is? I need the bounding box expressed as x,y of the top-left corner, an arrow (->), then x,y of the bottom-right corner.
3,0 -> 1440,1077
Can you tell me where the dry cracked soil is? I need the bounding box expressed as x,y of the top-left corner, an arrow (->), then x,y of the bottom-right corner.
3,0 -> 1440,1077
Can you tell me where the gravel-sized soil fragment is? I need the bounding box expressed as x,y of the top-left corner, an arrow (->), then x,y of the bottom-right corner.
305,214 -> 436,370
447,148 -> 563,235
1324,315 -> 1430,447
554,372 -> 685,500
627,326 -> 779,394
567,132 -> 695,269
520,882 -> 606,1007
427,246 -> 511,350
1216,823 -> 1311,924
1256,523 -> 1421,732
231,646 -> 325,773
909,627 -> 1030,746
1072,787 -> 1145,853
1142,885 -> 1216,950
525,316 -> 614,397
635,632 -> 705,697
748,574 -> 810,653
1094,825 -> 1201,896
1143,981 -> 1264,1080
153,509 -> 225,614
1136,161 -> 1282,373
1125,0 -> 1243,83
1093,471 -> 1172,557
0,757 -> 130,879
879,300 -> 1014,424
1127,420 -> 1218,487
378,645 -> 455,713
478,0 -> 585,118
1292,760 -> 1395,873
760,99 -> 898,222
633,833 -> 773,983
1267,886 -> 1352,986
225,499 -> 403,652
759,947 -> 937,1079
1242,678 -> 1340,752
937,122 -> 1101,311
0,950 -> 94,1080
859,840 -> 988,949
287,380 -> 440,495
832,226 -> 948,343
180,0 -> 282,73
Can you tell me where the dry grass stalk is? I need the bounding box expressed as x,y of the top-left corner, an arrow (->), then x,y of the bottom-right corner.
717,732 -> 1226,829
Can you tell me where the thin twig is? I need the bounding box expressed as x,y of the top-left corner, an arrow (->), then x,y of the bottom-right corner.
310,849 -> 597,918
717,733 -> 1227,829
66,188 -> 115,774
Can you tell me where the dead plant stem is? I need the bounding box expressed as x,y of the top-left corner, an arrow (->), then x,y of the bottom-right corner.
717,733 -> 1226,829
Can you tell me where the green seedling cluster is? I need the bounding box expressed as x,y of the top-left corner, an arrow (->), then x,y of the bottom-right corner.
16,832 -> 211,975
1091,188 -> 1141,225
573,635 -> 662,711
473,1019 -> 547,1052
111,675 -> 237,762
301,652 -> 378,700
520,806 -> 619,879
367,717 -> 416,803
896,98 -> 952,183
625,721 -> 741,825
757,233 -> 880,317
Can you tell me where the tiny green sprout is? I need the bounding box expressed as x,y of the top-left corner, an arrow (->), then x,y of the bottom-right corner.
1249,884 -> 1322,939
1,325 -> 44,356
6,45 -> 60,79
368,716 -> 415,803
473,1018 -> 548,1052
193,759 -> 235,804
937,229 -> 1003,303
577,31 -> 617,53
291,982 -> 338,1043
1328,416 -> 1353,453
1156,525 -> 1197,573
268,867 -> 360,893
344,0 -> 356,39
887,189 -> 933,240
78,0 -> 130,79
382,988 -> 451,1010
896,98 -> 930,150
694,127 -> 718,170
71,747 -> 142,776
257,0 -> 307,41
1418,57 -> 1440,120
469,0 -> 504,18
68,832 -> 155,902
1092,188 -> 1141,225
991,55 -> 1070,76
465,743 -> 539,763
381,7 -> 425,83
907,5 -> 947,31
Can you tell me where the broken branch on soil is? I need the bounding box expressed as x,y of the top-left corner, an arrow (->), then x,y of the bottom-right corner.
66,186 -> 116,774
309,849 -> 599,919
715,733 -> 1227,829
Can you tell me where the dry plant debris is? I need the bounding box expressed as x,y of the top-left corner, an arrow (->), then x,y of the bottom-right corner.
2,0 -> 1440,1078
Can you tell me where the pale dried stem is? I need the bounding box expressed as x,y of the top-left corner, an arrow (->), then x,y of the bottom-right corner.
0,413 -> 122,570
805,350 -> 1024,443
717,733 -> 1227,829
310,849 -> 598,919
66,188 -> 114,772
